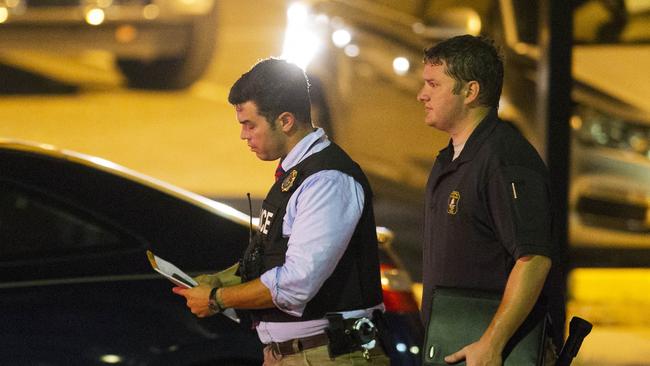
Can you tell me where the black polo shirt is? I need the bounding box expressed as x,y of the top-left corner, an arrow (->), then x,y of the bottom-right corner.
422,109 -> 557,326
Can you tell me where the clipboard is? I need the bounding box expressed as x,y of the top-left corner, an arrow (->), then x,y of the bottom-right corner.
146,250 -> 198,288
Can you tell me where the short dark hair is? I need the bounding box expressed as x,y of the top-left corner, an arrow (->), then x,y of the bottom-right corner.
423,35 -> 503,108
228,58 -> 312,126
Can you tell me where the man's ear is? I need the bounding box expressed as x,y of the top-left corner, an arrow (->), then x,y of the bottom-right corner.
464,80 -> 480,104
277,112 -> 295,132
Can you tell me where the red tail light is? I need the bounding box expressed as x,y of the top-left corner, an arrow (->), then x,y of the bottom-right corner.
380,264 -> 419,313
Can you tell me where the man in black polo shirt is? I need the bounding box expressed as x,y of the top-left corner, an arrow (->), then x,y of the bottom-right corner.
417,35 -> 561,365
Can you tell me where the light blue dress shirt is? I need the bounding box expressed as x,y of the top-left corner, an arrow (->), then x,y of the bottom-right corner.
257,128 -> 383,343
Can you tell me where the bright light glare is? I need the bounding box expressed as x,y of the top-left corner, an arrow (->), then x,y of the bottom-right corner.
330,16 -> 344,29
115,25 -> 137,43
315,13 -> 329,24
392,57 -> 410,76
100,354 -> 123,364
331,29 -> 351,48
570,115 -> 583,131
467,13 -> 482,34
87,156 -> 123,170
0,7 -> 8,24
281,2 -> 321,70
143,4 -> 160,20
410,346 -> 420,354
287,2 -> 309,24
85,8 -> 105,26
282,29 -> 321,71
344,44 -> 359,57
396,343 -> 407,353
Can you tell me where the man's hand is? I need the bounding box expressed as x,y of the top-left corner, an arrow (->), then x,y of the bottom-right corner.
172,284 -> 215,318
444,338 -> 502,366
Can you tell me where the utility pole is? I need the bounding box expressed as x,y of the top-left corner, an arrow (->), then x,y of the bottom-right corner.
537,0 -> 573,337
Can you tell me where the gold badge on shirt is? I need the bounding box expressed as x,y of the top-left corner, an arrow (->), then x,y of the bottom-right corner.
281,169 -> 298,192
447,191 -> 460,215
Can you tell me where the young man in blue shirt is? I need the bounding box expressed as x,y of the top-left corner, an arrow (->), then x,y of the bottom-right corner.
174,58 -> 389,365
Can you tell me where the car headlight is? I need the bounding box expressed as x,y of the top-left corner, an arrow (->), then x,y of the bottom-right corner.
571,105 -> 650,159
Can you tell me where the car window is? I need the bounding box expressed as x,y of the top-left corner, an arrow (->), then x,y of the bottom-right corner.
0,182 -> 124,260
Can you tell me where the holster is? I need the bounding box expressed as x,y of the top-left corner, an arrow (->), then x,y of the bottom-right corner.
371,310 -> 395,355
324,312 -> 390,359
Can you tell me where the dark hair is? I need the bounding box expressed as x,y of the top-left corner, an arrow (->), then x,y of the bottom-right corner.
423,35 -> 503,108
228,58 -> 312,127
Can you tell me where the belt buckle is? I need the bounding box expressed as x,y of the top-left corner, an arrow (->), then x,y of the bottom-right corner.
271,337 -> 305,357
291,338 -> 302,354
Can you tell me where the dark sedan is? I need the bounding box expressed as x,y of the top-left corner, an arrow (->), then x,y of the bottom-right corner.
0,139 -> 422,365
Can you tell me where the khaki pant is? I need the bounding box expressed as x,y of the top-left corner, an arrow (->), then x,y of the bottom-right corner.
262,344 -> 390,366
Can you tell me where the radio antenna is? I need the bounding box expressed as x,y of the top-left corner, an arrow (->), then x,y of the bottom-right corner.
246,192 -> 253,244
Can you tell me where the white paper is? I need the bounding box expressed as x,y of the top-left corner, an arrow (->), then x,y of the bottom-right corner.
222,308 -> 240,323
146,251 -> 240,323
147,250 -> 198,288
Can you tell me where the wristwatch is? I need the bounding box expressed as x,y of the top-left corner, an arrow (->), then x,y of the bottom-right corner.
208,287 -> 226,313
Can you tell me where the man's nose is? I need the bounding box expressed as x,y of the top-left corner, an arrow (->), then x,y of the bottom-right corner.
240,126 -> 248,140
417,88 -> 428,102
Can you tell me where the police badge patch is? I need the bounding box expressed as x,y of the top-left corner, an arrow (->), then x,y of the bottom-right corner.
447,191 -> 460,215
281,169 -> 298,192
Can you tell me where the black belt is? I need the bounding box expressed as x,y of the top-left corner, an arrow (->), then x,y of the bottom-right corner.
269,333 -> 330,356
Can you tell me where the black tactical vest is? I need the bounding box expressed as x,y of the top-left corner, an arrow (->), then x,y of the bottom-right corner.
240,143 -> 383,322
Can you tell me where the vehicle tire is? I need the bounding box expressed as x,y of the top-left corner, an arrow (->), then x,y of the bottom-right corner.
117,5 -> 218,90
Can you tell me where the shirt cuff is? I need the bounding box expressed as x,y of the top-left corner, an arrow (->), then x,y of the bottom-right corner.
259,267 -> 305,317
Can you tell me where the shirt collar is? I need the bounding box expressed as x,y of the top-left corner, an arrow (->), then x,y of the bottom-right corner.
280,128 -> 328,171
436,108 -> 499,164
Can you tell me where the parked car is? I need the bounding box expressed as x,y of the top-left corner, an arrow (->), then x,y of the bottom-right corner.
282,0 -> 650,267
0,138 -> 423,365
0,0 -> 218,89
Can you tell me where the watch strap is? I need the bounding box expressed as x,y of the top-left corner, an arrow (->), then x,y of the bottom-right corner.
208,287 -> 225,313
